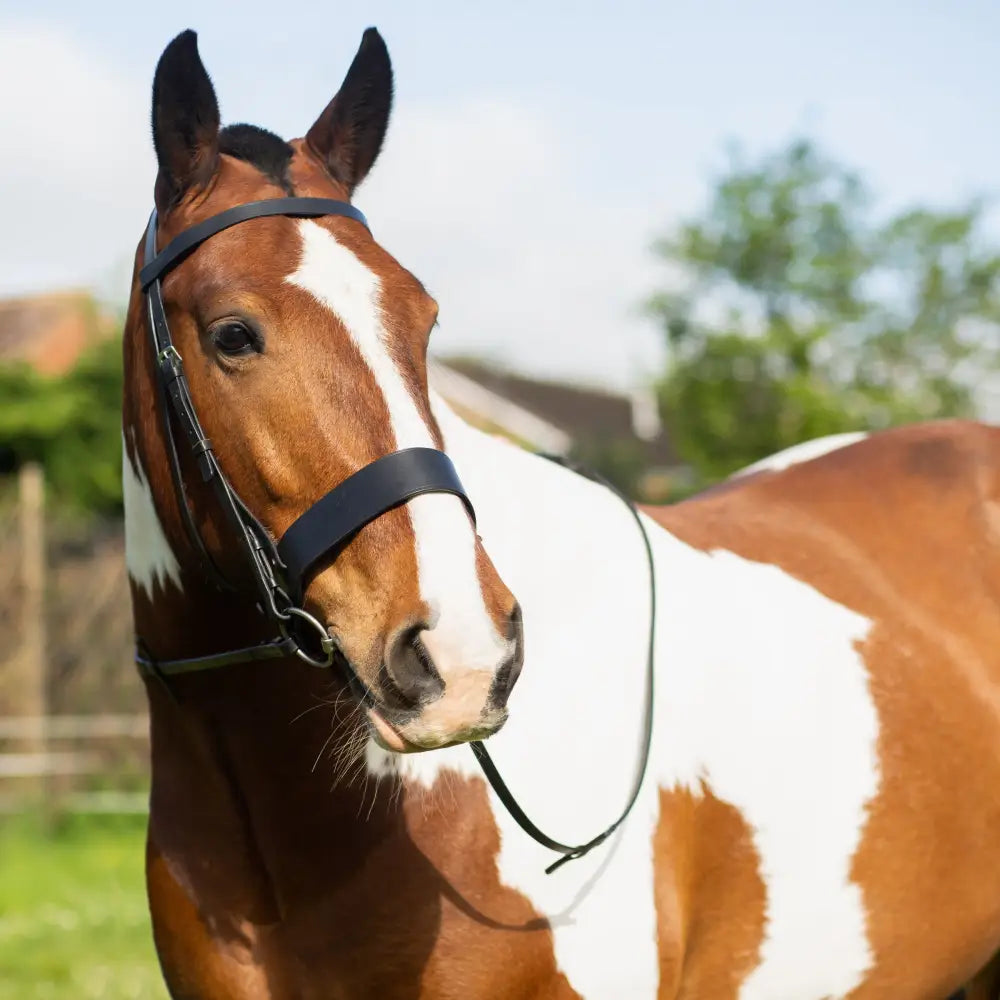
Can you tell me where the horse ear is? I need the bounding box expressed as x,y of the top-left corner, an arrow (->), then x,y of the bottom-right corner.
151,30 -> 220,211
306,28 -> 393,194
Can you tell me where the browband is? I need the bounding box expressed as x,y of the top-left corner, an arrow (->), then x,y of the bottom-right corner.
140,197 -> 369,288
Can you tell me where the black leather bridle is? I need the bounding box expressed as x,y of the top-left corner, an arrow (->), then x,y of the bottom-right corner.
134,196 -> 656,874
136,197 -> 474,675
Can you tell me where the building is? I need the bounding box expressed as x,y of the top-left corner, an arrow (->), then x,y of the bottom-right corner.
0,290 -> 113,376
429,357 -> 687,500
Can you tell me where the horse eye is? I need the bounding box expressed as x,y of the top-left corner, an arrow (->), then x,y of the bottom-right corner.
212,321 -> 255,356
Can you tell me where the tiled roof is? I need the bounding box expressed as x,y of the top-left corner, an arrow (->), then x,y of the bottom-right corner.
433,357 -> 679,467
0,291 -> 107,376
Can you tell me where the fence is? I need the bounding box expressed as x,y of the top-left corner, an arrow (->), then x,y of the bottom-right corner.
0,464 -> 147,813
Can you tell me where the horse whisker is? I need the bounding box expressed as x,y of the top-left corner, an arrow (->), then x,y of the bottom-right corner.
310,726 -> 339,774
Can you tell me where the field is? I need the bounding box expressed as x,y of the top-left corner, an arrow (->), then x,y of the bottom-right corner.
0,811 -> 167,1000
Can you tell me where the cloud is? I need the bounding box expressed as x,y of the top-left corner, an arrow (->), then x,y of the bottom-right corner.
0,21 -> 154,297
362,97 -> 665,387
0,23 -> 665,387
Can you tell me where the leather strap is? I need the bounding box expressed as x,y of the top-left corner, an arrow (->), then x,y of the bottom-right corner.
278,448 -> 474,594
471,455 -> 657,874
136,636 -> 299,677
146,288 -> 232,592
140,197 -> 369,288
136,197 -> 474,673
146,272 -> 287,617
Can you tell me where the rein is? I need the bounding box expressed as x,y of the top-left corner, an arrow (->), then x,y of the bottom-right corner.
472,456 -> 656,874
133,197 -> 656,874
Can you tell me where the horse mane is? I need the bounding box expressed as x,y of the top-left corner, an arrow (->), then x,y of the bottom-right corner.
219,123 -> 294,192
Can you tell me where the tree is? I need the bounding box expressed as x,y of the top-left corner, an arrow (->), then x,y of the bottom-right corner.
569,434 -> 648,498
0,335 -> 123,515
648,139 -> 1000,484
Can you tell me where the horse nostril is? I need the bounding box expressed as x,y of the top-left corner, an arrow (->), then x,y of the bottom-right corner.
490,603 -> 524,709
384,623 -> 444,707
506,602 -> 523,644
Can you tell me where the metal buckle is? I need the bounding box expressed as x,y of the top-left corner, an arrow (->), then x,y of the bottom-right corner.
284,606 -> 336,668
158,344 -> 182,365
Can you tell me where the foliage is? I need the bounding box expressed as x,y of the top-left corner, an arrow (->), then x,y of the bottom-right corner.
648,139 -> 1000,483
0,334 -> 123,514
0,810 -> 164,999
569,435 -> 649,498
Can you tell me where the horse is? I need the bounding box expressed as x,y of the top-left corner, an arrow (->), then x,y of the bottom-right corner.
122,27 -> 1000,1000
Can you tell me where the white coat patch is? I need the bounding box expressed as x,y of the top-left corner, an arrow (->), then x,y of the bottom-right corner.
656,548 -> 879,1000
285,221 -> 506,672
122,431 -> 182,598
369,406 -> 881,999
737,432 -> 868,476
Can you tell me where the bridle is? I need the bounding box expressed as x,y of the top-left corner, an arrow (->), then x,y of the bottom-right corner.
134,196 -> 656,874
136,197 -> 474,675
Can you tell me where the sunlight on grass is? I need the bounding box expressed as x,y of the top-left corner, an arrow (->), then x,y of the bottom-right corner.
0,812 -> 166,1000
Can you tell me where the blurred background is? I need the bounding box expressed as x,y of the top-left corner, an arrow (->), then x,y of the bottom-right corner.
1,1 -> 998,996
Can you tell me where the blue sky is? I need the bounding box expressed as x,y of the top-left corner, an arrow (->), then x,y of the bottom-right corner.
2,0 -> 997,387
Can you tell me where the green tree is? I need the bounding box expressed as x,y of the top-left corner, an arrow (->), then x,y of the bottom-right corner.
648,139 -> 1000,484
0,335 -> 123,514
569,435 -> 648,498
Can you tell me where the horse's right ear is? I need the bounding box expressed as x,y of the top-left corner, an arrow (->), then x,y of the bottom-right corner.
151,30 -> 220,211
305,28 -> 393,195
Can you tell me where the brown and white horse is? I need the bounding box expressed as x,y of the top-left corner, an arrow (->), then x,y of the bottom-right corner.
124,28 -> 1000,1000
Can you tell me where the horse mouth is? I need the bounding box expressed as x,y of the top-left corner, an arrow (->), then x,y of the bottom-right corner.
332,647 -> 423,751
366,705 -> 501,753
366,706 -> 419,753
332,638 -> 507,753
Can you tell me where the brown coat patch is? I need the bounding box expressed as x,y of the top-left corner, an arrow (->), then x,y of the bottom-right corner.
655,785 -> 766,1000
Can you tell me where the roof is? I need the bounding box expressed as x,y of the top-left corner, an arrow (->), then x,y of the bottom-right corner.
431,357 -> 680,468
0,291 -> 108,376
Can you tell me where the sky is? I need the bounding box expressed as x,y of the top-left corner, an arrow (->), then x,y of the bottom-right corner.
1,0 -> 998,390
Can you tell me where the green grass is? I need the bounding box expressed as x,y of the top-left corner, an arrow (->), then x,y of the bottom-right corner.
0,811 -> 167,1000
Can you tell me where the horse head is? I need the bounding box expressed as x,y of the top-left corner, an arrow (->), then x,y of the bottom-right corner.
123,29 -> 523,753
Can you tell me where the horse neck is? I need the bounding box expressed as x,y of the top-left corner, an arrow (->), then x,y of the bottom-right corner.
124,443 -> 383,917
428,392 -> 650,626
128,368 -> 647,908
121,290 -> 362,848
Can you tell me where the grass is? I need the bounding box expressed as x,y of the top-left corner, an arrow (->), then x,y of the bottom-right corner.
0,810 -> 167,1000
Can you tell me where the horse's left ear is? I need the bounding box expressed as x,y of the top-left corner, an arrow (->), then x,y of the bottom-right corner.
306,28 -> 393,194
151,30 -> 220,211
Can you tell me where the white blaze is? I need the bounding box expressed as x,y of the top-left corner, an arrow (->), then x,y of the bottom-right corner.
286,220 -> 506,671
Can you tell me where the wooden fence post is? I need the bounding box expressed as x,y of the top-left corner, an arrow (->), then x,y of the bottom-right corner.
16,464 -> 47,810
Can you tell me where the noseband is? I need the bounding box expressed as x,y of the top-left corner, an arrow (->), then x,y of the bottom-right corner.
136,197 -> 474,675
134,196 -> 656,876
